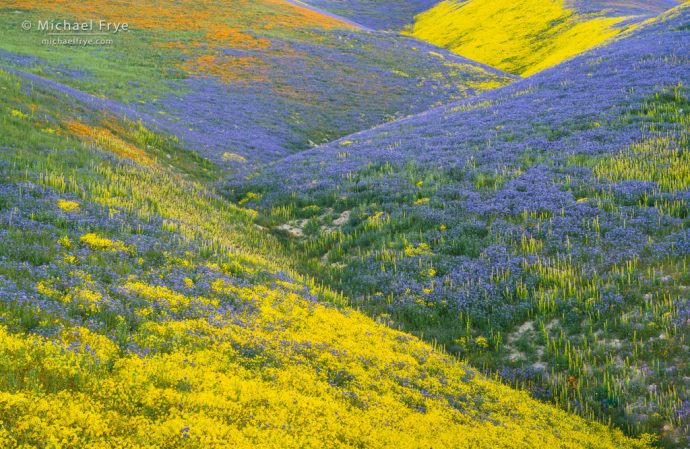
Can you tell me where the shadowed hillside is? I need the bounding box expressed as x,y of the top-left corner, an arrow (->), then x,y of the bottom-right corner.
288,0 -> 438,30
228,5 -> 690,445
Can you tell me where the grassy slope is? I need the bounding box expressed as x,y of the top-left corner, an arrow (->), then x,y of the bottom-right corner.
407,0 -> 683,76
229,5 -> 690,446
0,68 -> 649,448
0,0 -> 513,166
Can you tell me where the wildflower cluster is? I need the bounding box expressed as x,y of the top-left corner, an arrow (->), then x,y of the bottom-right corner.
0,0 -> 688,447
0,59 -> 648,447
231,6 -> 690,445
408,0 -> 680,76
0,0 -> 512,168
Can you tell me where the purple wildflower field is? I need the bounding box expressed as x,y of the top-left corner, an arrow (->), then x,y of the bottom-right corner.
0,5 -> 511,167
227,6 -> 690,443
0,0 -> 689,447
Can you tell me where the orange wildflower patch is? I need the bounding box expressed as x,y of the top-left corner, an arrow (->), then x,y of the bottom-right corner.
266,0 -> 355,29
7,0 -> 351,32
6,0 -> 210,31
7,0 -> 354,86
182,54 -> 269,85
206,24 -> 271,50
67,121 -> 155,167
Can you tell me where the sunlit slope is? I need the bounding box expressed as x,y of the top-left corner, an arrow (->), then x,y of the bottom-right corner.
0,70 -> 648,448
408,0 -> 681,76
229,6 -> 690,445
1,0 -> 512,166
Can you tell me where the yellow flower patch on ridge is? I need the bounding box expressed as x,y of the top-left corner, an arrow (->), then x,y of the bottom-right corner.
409,0 -> 629,76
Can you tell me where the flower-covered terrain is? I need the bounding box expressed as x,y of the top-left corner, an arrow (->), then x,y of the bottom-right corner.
284,0 -> 439,30
2,0 -> 690,447
228,5 -> 690,446
0,61 -> 650,447
0,0 -> 512,167
407,0 -> 687,75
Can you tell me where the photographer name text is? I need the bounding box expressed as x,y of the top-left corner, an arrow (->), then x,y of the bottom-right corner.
28,19 -> 130,34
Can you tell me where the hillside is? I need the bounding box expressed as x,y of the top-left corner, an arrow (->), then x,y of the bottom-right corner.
1,0 -> 512,166
229,5 -> 690,445
407,0 -> 686,75
288,0 -> 438,30
2,0 -> 689,447
0,57 -> 651,447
